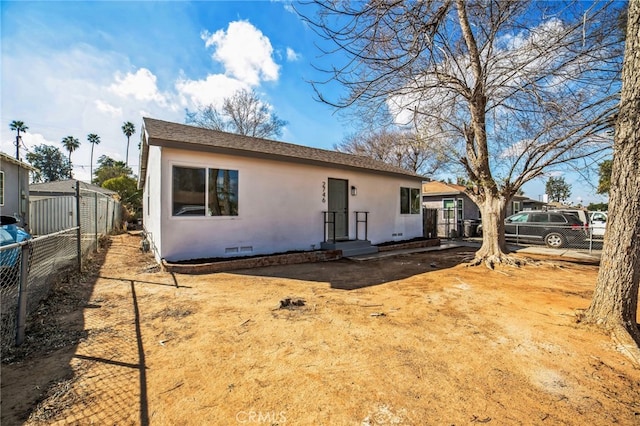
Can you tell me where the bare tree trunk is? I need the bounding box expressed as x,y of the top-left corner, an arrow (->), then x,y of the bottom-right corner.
583,0 -> 640,360
470,194 -> 519,268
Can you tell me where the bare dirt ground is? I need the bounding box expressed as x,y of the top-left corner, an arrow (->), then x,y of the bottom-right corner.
1,233 -> 639,425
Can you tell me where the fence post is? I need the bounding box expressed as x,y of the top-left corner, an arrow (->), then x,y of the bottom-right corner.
94,192 -> 98,252
76,181 -> 82,272
105,197 -> 109,235
15,244 -> 30,346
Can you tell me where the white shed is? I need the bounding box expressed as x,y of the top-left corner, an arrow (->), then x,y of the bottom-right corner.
138,117 -> 427,263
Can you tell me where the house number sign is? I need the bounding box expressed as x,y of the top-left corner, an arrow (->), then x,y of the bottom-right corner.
322,181 -> 326,203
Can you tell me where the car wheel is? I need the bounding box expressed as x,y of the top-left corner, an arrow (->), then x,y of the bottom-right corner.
544,232 -> 566,248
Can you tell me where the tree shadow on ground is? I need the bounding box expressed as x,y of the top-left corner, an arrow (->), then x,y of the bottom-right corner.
231,247 -> 477,290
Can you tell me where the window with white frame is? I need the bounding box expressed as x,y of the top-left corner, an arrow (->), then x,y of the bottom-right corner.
512,201 -> 521,214
442,198 -> 464,220
400,187 -> 421,214
172,166 -> 238,216
443,198 -> 455,220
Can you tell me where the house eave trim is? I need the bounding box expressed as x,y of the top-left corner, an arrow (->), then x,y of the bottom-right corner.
150,137 -> 426,181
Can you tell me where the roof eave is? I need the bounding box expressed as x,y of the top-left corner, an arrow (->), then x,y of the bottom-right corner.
0,152 -> 37,171
149,136 -> 426,181
422,191 -> 464,197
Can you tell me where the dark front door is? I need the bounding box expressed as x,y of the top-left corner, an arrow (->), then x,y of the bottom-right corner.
328,178 -> 348,240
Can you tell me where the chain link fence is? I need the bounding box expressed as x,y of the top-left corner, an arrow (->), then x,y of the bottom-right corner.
1,184 -> 122,349
429,208 -> 602,252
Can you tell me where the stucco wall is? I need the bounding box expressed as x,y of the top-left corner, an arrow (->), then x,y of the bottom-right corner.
154,147 -> 423,262
143,144 -> 163,261
0,161 -> 30,228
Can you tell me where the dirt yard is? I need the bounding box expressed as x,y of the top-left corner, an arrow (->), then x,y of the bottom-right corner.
1,233 -> 639,425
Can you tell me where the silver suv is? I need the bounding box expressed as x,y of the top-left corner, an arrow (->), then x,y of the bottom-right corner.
478,211 -> 589,248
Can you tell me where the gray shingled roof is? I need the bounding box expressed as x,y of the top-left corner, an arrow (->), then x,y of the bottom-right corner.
30,179 -> 117,196
140,117 -> 426,184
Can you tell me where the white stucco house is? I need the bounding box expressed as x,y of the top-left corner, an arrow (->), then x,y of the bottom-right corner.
138,118 -> 428,263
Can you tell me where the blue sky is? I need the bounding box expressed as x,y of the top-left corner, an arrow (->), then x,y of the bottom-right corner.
1,1 -> 610,206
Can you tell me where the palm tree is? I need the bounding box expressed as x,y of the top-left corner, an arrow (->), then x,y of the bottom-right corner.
62,136 -> 80,178
9,120 -> 28,160
87,133 -> 101,182
121,121 -> 136,167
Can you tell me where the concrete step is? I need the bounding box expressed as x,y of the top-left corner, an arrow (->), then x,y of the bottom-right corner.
320,240 -> 379,257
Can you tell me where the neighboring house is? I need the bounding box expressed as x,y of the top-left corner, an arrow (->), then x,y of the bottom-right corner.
421,181 -> 547,237
29,179 -> 117,199
421,181 -> 480,237
521,196 -> 547,211
0,152 -> 36,229
29,179 -> 118,235
138,117 -> 427,263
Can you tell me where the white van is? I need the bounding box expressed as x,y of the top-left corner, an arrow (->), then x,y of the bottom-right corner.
589,211 -> 607,237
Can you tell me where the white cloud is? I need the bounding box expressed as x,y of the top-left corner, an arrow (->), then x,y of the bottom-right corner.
201,21 -> 279,86
175,74 -> 247,108
109,68 -> 168,105
499,139 -> 533,159
286,47 -> 301,62
21,132 -> 59,153
282,2 -> 296,14
2,19 -> 286,181
95,99 -> 123,117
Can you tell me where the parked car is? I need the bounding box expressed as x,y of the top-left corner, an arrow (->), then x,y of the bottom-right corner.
478,211 -> 588,248
548,208 -> 589,225
0,216 -> 32,287
588,211 -> 607,237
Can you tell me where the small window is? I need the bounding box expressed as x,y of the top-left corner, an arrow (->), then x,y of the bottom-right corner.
549,213 -> 567,223
530,213 -> 548,223
411,188 -> 420,214
173,166 -> 205,216
0,171 -> 4,206
172,165 -> 238,217
512,201 -> 521,214
208,169 -> 238,216
400,187 -> 420,215
508,213 -> 529,223
443,199 -> 455,220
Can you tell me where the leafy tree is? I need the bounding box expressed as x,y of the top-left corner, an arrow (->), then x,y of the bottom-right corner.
545,177 -> 572,203
9,120 -> 28,160
102,175 -> 141,219
583,0 -> 640,353
61,136 -> 80,178
298,1 -> 623,267
87,133 -> 100,182
93,155 -> 132,186
186,88 -> 287,139
26,144 -> 71,183
597,160 -> 613,195
587,202 -> 608,212
121,121 -> 136,167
